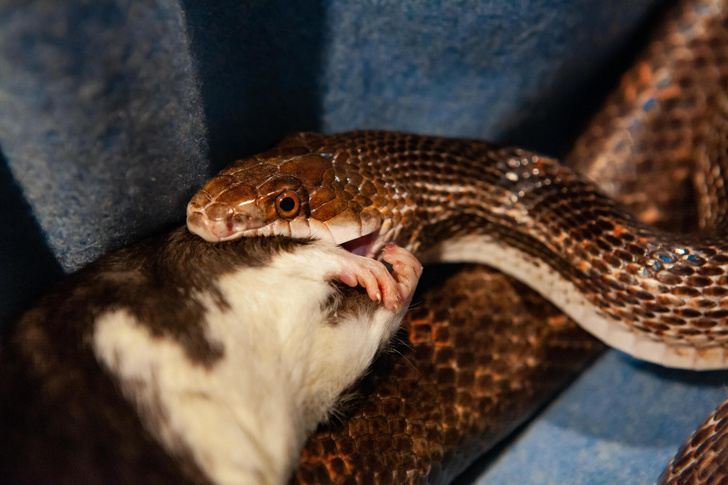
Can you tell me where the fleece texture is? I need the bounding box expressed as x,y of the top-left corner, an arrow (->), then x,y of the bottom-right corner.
2,1 -> 724,484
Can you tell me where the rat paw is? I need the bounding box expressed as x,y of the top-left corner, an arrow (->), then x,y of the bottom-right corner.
328,244 -> 422,310
381,243 -> 423,310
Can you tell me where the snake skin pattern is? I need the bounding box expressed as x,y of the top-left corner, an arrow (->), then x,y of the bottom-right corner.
187,0 -> 728,482
571,0 -> 728,483
658,399 -> 728,484
567,0 -> 728,235
293,265 -> 603,484
188,129 -> 728,370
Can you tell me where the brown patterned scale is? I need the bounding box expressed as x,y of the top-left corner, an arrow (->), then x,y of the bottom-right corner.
188,129 -> 728,370
185,0 -> 728,482
293,265 -> 603,485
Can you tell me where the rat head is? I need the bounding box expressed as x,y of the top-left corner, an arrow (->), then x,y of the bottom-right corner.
186,140 -> 385,254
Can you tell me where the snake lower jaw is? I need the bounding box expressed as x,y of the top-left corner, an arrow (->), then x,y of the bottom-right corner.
186,213 -> 223,242
186,210 -> 241,242
186,209 -> 272,242
186,217 -> 244,242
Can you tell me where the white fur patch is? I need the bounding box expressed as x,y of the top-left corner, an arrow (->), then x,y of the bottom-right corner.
93,240 -> 406,485
422,235 -> 727,370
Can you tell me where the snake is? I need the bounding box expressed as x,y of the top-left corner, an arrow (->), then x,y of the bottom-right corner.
185,0 -> 728,482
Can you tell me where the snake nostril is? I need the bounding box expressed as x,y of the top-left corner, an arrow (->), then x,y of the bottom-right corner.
205,203 -> 234,222
186,212 -> 207,231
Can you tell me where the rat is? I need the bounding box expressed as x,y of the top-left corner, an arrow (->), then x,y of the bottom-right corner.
0,227 -> 422,485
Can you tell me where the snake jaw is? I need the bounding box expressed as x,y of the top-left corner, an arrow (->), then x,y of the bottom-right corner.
342,231 -> 381,259
186,211 -> 222,242
318,206 -> 386,258
322,217 -> 386,260
186,200 -> 269,242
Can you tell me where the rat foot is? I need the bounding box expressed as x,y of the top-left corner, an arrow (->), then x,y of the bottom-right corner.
381,243 -> 423,311
327,244 -> 422,310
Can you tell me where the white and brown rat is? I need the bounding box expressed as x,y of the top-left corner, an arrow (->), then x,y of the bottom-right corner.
0,227 -> 421,485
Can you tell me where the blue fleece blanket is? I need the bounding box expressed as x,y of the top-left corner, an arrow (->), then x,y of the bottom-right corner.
2,1 -> 724,483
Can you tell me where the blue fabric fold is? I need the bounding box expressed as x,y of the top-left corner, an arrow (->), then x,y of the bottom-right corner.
474,350 -> 728,484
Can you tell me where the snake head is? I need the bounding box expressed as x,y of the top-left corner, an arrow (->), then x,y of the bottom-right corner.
186,147 -> 311,242
187,138 -> 385,251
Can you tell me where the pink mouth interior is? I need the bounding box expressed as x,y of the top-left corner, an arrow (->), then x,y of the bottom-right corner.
342,231 -> 379,259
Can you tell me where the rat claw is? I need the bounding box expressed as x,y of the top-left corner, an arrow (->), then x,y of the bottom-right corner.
326,244 -> 423,310
381,244 -> 422,309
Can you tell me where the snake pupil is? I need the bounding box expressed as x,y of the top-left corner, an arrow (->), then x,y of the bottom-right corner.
280,197 -> 295,212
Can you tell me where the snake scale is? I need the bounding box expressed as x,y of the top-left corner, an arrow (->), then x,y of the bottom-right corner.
184,0 -> 728,482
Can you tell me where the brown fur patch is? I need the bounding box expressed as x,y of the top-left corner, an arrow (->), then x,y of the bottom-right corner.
0,227 -> 312,484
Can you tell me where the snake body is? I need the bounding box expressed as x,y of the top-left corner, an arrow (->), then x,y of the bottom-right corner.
185,0 -> 728,482
295,265 -> 604,484
187,128 -> 728,371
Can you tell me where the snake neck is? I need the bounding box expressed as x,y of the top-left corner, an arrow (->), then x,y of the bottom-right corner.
308,130 -> 728,368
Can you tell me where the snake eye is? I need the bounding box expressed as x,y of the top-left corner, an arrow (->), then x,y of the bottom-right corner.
275,190 -> 301,219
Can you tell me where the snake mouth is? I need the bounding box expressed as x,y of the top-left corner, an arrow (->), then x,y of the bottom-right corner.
331,208 -> 386,259
186,200 -> 270,242
341,231 -> 382,259
187,211 -> 256,242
